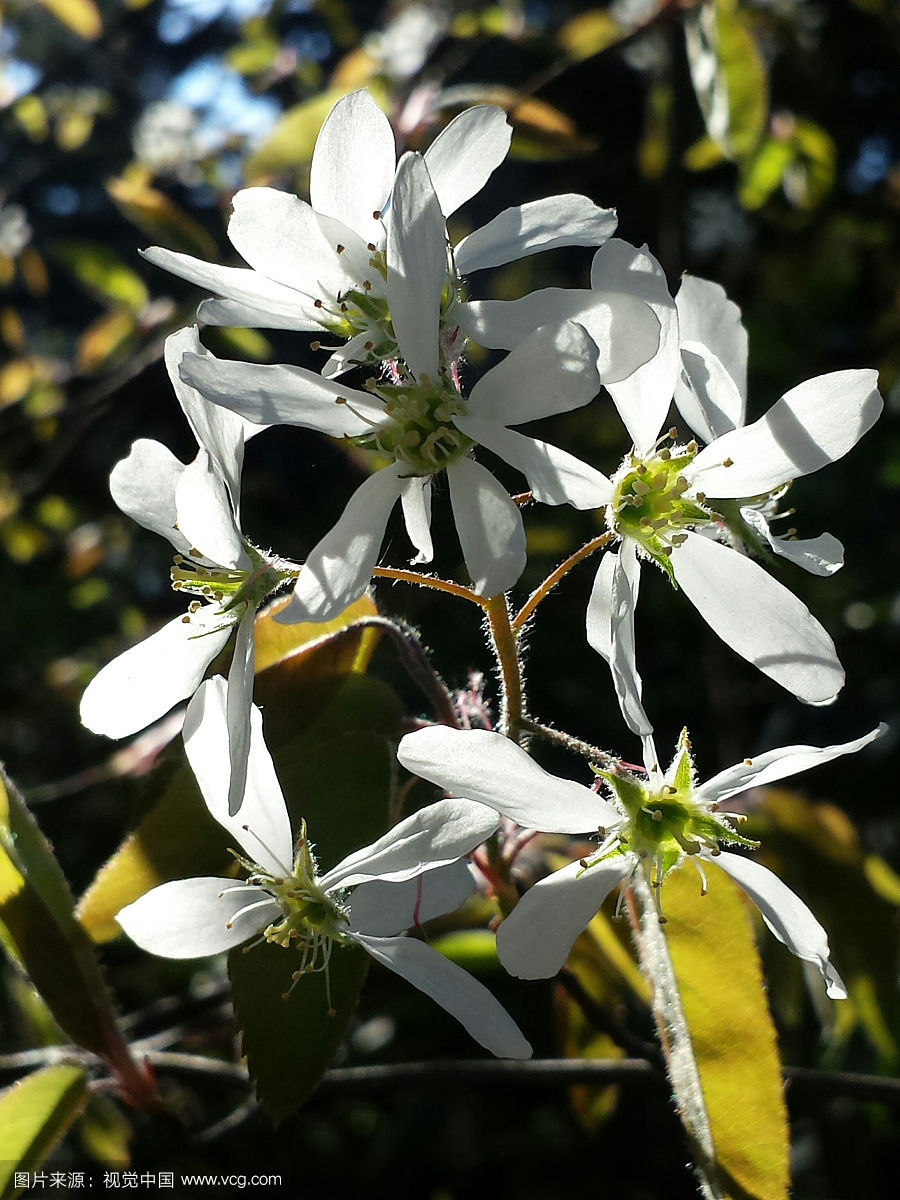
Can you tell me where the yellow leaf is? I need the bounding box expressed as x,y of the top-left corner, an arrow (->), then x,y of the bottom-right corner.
107,177 -> 219,261
34,0 -> 102,40
329,47 -> 378,89
558,10 -> 625,61
244,88 -> 351,181
663,867 -> 790,1200
77,310 -> 136,373
0,360 -> 34,407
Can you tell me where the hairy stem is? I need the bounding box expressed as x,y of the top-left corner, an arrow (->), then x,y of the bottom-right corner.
373,566 -> 488,607
513,533 -> 614,631
485,594 -> 526,742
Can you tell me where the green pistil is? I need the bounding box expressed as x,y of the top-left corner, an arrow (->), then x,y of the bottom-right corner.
170,543 -> 292,615
355,378 -> 472,474
609,438 -> 711,582
592,731 -> 757,888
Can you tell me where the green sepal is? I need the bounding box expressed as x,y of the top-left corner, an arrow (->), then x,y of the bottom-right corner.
594,768 -> 646,820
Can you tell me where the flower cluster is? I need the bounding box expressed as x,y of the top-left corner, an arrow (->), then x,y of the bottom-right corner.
83,89 -> 885,1070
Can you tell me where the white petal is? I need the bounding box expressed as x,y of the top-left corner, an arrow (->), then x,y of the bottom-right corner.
466,320 -> 599,425
457,417 -> 612,509
599,242 -> 680,454
225,608 -> 256,816
400,475 -> 433,563
387,153 -> 447,380
117,878 -> 279,958
346,860 -> 475,937
455,194 -> 617,275
446,457 -> 526,597
711,853 -> 846,999
686,369 -> 883,498
460,287 -> 661,387
676,345 -> 745,445
351,933 -> 532,1058
174,453 -> 246,570
424,105 -> 511,217
496,857 -> 631,979
197,296 -> 323,332
140,247 -> 322,327
586,542 -> 652,737
183,676 -> 294,875
670,532 -> 844,705
109,439 -> 188,552
675,274 -> 747,421
309,89 -> 395,242
740,506 -> 844,577
397,726 -> 618,833
80,609 -> 232,739
165,327 -> 256,511
697,724 -> 885,807
277,466 -> 403,624
178,353 -> 386,437
321,331 -> 382,380
319,798 -> 499,892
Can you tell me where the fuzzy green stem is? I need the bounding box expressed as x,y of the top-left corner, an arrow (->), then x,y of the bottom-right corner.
373,566 -> 488,607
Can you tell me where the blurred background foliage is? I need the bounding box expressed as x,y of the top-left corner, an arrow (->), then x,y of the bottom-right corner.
1,0 -> 899,1195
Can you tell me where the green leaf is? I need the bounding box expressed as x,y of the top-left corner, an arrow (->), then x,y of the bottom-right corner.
663,865 -> 790,1200
0,1065 -> 89,1198
51,242 -> 148,312
0,771 -> 126,1068
685,0 -> 768,162
557,10 -> 625,61
76,1095 -> 132,1169
229,940 -> 369,1123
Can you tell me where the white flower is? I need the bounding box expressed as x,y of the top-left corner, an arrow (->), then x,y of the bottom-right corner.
397,723 -> 885,993
585,275 -> 883,712
179,171 -> 615,619
142,89 -> 654,382
79,328 -> 291,814
117,678 -> 531,1060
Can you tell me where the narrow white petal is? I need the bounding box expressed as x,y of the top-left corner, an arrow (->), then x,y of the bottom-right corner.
309,89 -> 395,242
117,878 -> 279,958
740,506 -> 844,577
457,417 -> 611,509
424,105 -> 511,217
397,726 -> 618,833
165,328 -> 256,510
227,187 -> 348,301
455,194 -> 617,275
174,453 -> 246,570
671,532 -> 844,704
351,933 -> 532,1058
711,853 -> 846,999
179,353 -> 386,437
140,246 -> 322,326
225,609 -> 256,816
599,242 -> 680,454
183,676 -> 294,875
277,466 -> 403,624
197,296 -> 323,332
676,345 -> 745,445
346,860 -> 475,937
459,287 -> 660,387
586,543 -> 652,737
496,857 -> 631,979
319,798 -> 499,892
675,274 -> 747,415
80,609 -> 232,739
321,331 -> 382,380
400,475 -> 433,563
109,439 -> 189,551
387,153 -> 447,380
447,458 -> 526,597
697,724 -> 885,807
466,320 -> 599,425
686,369 -> 883,498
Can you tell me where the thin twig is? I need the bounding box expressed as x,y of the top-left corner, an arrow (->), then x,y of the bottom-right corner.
519,718 -> 619,768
